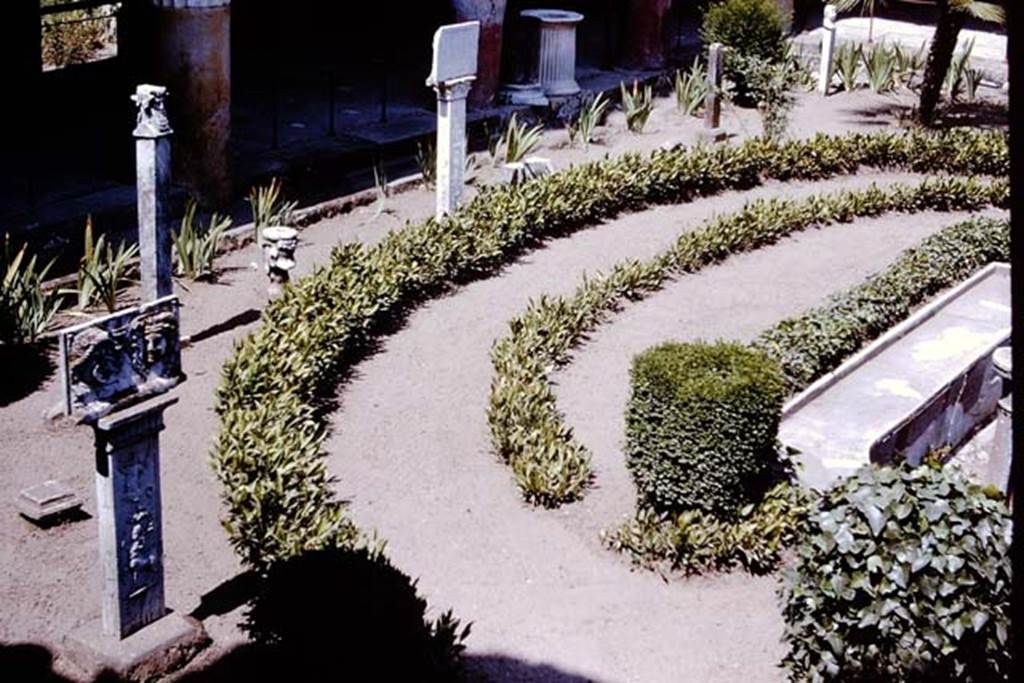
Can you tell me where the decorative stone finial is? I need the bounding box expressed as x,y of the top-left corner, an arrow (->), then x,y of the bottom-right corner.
824,4 -> 838,28
261,227 -> 299,298
132,85 -> 173,138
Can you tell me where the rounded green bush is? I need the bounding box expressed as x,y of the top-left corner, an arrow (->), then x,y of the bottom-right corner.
701,0 -> 788,64
781,465 -> 1011,682
625,341 -> 785,517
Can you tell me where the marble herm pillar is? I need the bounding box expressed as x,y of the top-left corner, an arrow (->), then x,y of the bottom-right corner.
152,0 -> 231,206
705,43 -> 724,130
133,85 -> 174,303
524,10 -> 584,97
818,5 -> 838,95
454,0 -> 506,108
93,397 -> 177,639
433,80 -> 474,218
622,0 -> 672,70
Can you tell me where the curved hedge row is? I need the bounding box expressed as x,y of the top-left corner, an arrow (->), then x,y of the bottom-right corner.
488,178 -> 1008,506
212,129 -> 1007,572
604,216 -> 1009,575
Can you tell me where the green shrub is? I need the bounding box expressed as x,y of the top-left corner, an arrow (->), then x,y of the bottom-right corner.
754,216 -> 1011,394
605,480 -> 808,574
702,0 -> 788,98
626,341 -> 785,516
780,465 -> 1011,681
247,547 -> 470,680
173,199 -> 232,281
621,81 -> 655,133
702,0 -> 788,63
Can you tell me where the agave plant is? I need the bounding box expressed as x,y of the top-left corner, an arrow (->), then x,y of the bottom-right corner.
892,42 -> 927,88
568,93 -> 609,150
501,113 -> 544,164
0,235 -> 62,345
416,140 -> 436,188
674,59 -> 708,118
620,80 -> 654,133
173,199 -> 231,281
832,42 -> 862,92
944,37 -> 975,102
862,41 -> 896,93
76,218 -> 138,313
248,178 -> 297,243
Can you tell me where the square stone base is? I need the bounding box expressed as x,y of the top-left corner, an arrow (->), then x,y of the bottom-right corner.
695,127 -> 728,144
62,612 -> 209,682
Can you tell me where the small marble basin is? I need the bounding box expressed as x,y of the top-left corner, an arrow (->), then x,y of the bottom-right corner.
521,9 -> 583,24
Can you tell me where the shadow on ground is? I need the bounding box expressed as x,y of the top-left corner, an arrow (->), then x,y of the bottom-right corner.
0,342 -> 57,407
0,547 -> 597,682
843,97 -> 1008,131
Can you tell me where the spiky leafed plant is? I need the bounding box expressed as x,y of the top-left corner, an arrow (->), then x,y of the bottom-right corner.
918,0 -> 1004,125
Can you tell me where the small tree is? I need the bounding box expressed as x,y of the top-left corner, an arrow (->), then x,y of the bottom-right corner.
918,0 -> 1004,126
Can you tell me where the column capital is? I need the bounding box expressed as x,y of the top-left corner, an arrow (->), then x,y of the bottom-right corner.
433,78 -> 475,102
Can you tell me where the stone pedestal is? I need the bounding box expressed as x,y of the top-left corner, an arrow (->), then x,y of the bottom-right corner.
622,0 -> 672,70
524,9 -> 583,97
152,0 -> 232,206
454,0 -> 506,108
133,85 -> 174,303
818,5 -> 838,95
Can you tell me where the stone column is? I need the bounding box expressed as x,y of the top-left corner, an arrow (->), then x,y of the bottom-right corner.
152,0 -> 231,206
525,10 -> 584,97
93,398 -> 178,638
622,0 -> 672,70
133,85 -> 174,303
698,43 -> 727,143
453,0 -> 506,108
433,79 -> 474,218
818,5 -> 838,96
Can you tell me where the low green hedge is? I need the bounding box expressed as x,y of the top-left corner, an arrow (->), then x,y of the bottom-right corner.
626,342 -> 785,516
604,215 -> 1009,575
489,176 -> 1007,507
781,465 -> 1011,681
212,129 -> 1006,573
753,216 -> 1013,394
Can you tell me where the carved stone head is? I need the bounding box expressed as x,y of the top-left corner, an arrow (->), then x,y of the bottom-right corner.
131,85 -> 173,138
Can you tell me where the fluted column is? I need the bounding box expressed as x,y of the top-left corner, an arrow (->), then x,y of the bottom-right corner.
525,10 -> 583,97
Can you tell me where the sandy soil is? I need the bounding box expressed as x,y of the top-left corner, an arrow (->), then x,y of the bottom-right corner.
0,86 -> 1007,681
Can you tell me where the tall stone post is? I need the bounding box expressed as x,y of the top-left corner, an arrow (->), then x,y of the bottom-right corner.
152,0 -> 232,206
64,397 -> 208,681
93,398 -> 177,638
818,5 -> 838,95
133,85 -> 174,303
453,0 -> 506,108
698,43 -> 727,143
433,80 -> 474,218
427,21 -> 479,219
622,0 -> 672,70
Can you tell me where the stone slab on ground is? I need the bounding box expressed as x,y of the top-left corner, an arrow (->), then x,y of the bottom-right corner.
18,480 -> 82,524
781,264 -> 1011,491
61,612 -> 209,682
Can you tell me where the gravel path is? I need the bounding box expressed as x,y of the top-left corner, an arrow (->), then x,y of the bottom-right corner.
322,172 -> 997,681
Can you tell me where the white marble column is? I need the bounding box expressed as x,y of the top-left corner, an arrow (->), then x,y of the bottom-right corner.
133,85 -> 174,303
433,79 -> 474,218
818,5 -> 838,95
524,10 -> 583,97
